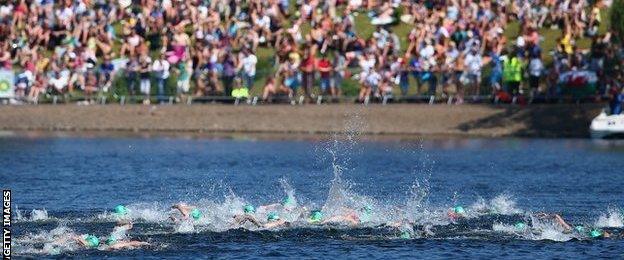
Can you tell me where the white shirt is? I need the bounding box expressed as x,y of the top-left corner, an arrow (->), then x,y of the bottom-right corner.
360,57 -> 376,72
419,44 -> 435,59
529,58 -> 544,77
152,59 -> 170,78
242,54 -> 257,76
366,71 -> 382,86
49,76 -> 68,91
55,7 -> 73,22
254,15 -> 271,30
464,52 -> 482,74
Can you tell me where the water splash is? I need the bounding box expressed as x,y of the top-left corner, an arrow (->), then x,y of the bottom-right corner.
13,225 -> 83,255
30,209 -> 50,221
595,207 -> 623,228
525,214 -> 575,242
471,194 -> 523,216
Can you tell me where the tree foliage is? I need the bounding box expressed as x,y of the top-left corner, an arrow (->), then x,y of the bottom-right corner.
611,0 -> 624,41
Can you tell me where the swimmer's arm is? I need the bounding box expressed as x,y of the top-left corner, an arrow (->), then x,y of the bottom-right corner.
534,212 -> 550,218
258,203 -> 280,212
345,213 -> 360,225
323,215 -> 349,224
73,235 -> 88,247
553,214 -> 572,230
263,220 -> 288,229
107,241 -> 149,250
232,214 -> 263,227
117,221 -> 133,230
172,204 -> 193,218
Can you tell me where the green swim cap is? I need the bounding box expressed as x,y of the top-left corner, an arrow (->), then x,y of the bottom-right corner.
244,204 -> 255,214
85,235 -> 99,248
400,231 -> 411,239
309,210 -> 323,222
514,222 -> 526,230
267,212 -> 280,222
105,236 -> 117,246
575,226 -> 585,233
114,205 -> 128,216
453,206 -> 465,214
282,197 -> 295,207
590,229 -> 603,238
191,208 -> 202,220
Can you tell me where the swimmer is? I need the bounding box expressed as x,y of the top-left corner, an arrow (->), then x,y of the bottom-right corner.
231,204 -> 260,226
258,196 -> 298,212
74,234 -> 101,249
588,229 -> 610,238
308,210 -> 324,224
39,226 -> 147,253
573,225 -> 611,239
448,205 -> 466,221
232,205 -> 289,229
103,235 -> 150,250
114,204 -> 129,217
514,221 -> 527,231
110,220 -> 133,241
534,213 -> 572,231
103,216 -> 150,250
244,204 -> 256,214
263,212 -> 290,229
171,203 -> 203,221
399,230 -> 412,239
306,208 -> 360,226
328,206 -> 374,225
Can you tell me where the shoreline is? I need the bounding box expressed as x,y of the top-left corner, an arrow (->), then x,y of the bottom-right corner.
0,104 -> 602,139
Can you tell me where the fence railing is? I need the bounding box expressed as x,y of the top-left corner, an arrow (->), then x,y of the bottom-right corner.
0,92 -> 606,106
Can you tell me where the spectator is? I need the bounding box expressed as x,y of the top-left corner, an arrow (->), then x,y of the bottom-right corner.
176,58 -> 192,103
99,56 -> 115,93
139,54 -> 152,104
332,50 -> 346,98
300,48 -> 316,102
0,0 -> 618,106
608,85 -> 623,115
152,53 -> 170,103
48,71 -> 68,95
240,49 -> 257,90
126,56 -> 139,96
317,54 -> 332,96
222,54 -> 237,96
528,53 -> 545,101
503,50 -> 523,101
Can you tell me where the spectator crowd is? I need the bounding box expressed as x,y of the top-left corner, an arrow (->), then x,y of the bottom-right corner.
0,0 -> 623,107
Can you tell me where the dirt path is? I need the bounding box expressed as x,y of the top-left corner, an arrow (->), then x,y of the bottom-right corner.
0,104 -> 602,138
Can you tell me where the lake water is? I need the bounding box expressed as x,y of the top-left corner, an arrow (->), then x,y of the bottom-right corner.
3,134 -> 624,258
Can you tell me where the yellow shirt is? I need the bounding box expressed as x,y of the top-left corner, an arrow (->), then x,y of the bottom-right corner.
561,33 -> 573,54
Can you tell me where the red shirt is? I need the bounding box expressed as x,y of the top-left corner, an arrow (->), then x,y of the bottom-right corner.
301,56 -> 316,72
317,59 -> 331,78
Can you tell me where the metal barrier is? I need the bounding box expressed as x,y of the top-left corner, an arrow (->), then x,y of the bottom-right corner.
0,93 -> 607,106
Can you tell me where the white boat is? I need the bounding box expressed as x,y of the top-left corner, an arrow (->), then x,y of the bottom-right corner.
590,110 -> 624,139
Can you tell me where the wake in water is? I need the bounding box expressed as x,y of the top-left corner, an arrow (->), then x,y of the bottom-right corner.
14,191 -> 624,256
12,121 -> 624,256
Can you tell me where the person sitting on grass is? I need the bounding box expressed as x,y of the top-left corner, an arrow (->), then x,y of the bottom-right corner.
232,77 -> 250,100
262,75 -> 289,102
